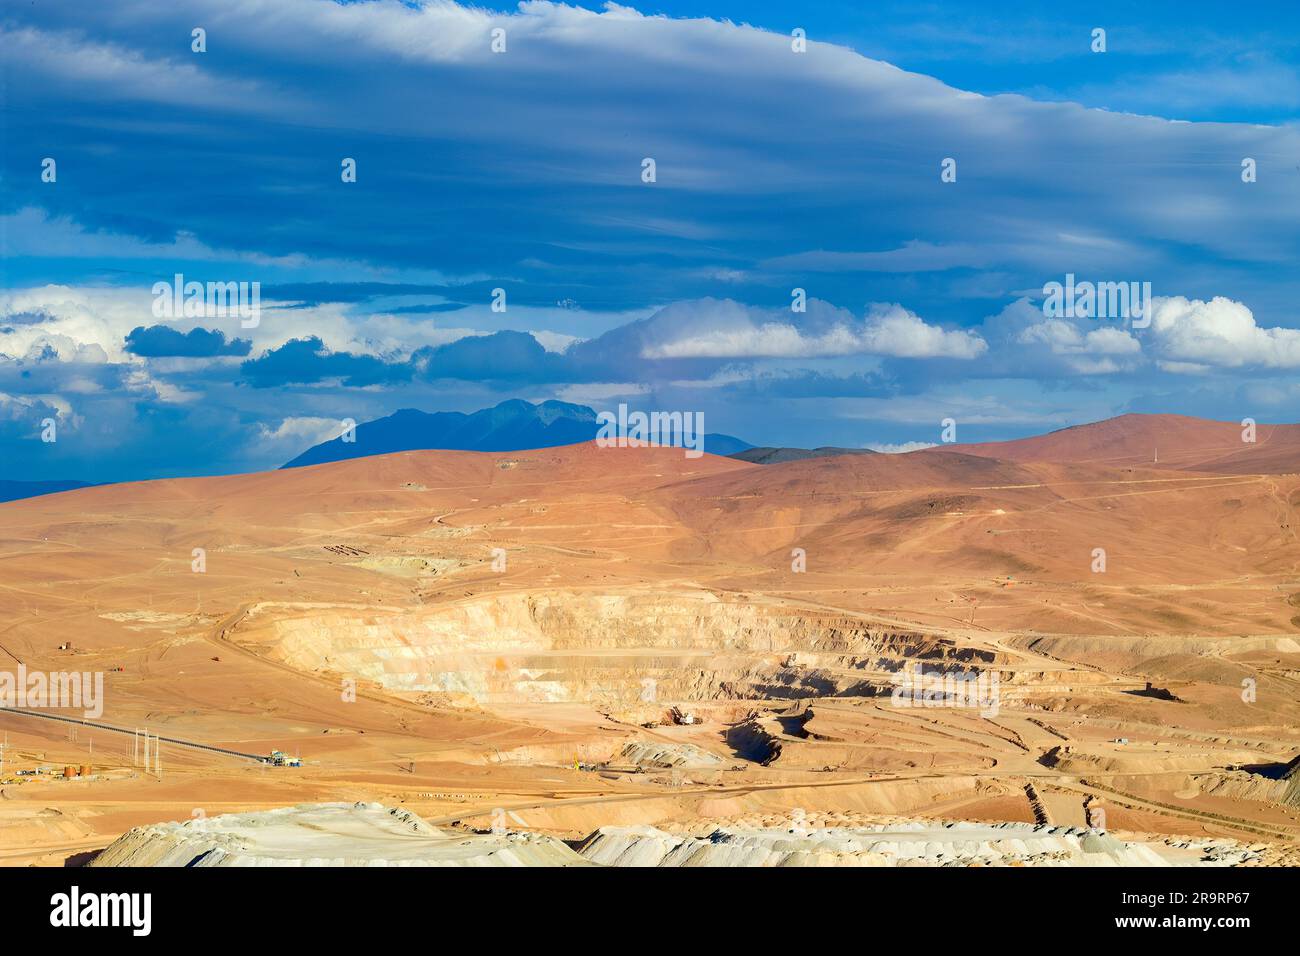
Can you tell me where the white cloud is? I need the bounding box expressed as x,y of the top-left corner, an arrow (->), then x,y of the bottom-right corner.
552,382 -> 649,403
979,292 -> 1300,377
0,285 -> 464,368
0,24 -> 283,112
0,391 -> 78,435
866,441 -> 938,454
645,321 -> 861,359
255,417 -> 349,448
639,299 -> 985,360
123,369 -> 197,404
531,330 -> 582,353
859,304 -> 987,360
976,297 -> 1144,376
1084,327 -> 1143,355
1,286 -> 146,364
1147,295 -> 1300,368
1008,313 -> 1141,375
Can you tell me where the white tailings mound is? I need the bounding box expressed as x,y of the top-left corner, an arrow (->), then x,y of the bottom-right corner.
89,802 -> 588,867
575,821 -> 1255,867
90,805 -> 1263,867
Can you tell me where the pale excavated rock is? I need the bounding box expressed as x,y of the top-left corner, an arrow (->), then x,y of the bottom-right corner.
575,821 -> 1248,867
90,805 -> 1264,868
241,591 -> 968,705
89,802 -> 589,867
615,741 -> 723,769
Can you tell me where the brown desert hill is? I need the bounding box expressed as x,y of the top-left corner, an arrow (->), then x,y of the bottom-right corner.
1,442 -> 752,540
651,442 -> 1300,633
928,413 -> 1300,474
0,442 -> 760,655
4,436 -> 1300,652
728,446 -> 876,465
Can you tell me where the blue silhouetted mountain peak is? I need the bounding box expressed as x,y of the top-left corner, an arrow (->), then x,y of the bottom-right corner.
281,399 -> 750,468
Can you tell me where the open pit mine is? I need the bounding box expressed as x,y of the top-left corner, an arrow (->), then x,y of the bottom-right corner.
2,414 -> 1300,867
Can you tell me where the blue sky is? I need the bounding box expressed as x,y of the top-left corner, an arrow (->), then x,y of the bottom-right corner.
3,0 -> 1300,481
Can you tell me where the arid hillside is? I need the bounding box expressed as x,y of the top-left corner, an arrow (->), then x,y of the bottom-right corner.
2,416 -> 1299,866
934,413 -> 1300,474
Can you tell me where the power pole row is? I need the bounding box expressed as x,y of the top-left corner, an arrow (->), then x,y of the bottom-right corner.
132,727 -> 162,779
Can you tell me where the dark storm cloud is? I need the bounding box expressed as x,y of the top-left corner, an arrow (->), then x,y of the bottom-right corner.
125,325 -> 252,358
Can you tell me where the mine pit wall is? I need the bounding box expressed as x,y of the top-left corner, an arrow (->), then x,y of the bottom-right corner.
237,592 -> 999,706
726,717 -> 784,764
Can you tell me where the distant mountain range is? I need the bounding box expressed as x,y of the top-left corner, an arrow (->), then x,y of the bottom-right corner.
282,399 -> 753,468
729,446 -> 876,465
0,479 -> 96,504
9,412 -> 1291,507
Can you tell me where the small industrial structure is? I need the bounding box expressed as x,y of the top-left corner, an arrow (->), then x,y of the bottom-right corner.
268,750 -> 302,767
669,706 -> 700,726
